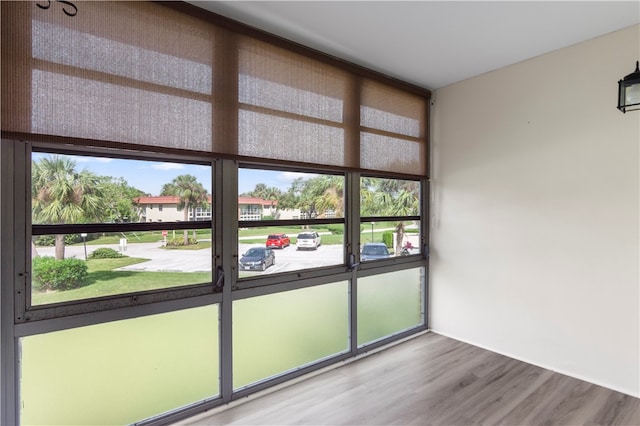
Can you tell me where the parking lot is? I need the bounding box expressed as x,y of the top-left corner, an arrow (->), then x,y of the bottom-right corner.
239,243 -> 344,274
36,240 -> 345,276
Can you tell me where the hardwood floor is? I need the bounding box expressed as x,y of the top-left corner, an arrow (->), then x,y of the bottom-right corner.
177,332 -> 640,425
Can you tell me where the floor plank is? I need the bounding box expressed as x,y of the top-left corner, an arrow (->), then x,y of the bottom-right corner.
176,332 -> 640,426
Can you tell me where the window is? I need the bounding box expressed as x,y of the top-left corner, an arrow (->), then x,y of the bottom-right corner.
193,206 -> 212,221
360,176 -> 422,262
29,150 -> 214,310
237,167 -> 345,280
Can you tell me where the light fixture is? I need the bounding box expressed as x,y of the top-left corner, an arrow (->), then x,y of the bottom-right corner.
617,61 -> 640,113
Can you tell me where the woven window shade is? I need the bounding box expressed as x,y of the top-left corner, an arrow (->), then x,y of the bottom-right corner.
360,80 -> 427,174
360,132 -> 426,175
238,37 -> 348,167
2,1 -> 429,175
3,2 -> 216,152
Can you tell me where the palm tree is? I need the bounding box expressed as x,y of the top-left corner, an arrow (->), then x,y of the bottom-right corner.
161,174 -> 209,245
385,184 -> 419,253
314,176 -> 344,218
243,184 -> 283,219
361,178 -> 419,252
32,156 -> 105,260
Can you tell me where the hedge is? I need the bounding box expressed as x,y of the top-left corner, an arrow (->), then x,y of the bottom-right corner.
32,256 -> 88,291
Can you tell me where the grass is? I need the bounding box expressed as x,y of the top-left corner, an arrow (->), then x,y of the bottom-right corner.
79,230 -> 213,246
86,257 -> 149,272
48,223 -> 412,248
32,257 -> 211,305
84,232 -> 164,245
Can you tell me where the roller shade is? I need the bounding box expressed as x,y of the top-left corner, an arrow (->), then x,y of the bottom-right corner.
1,1 -> 430,176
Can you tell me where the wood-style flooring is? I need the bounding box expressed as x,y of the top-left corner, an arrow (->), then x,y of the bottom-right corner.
177,332 -> 640,425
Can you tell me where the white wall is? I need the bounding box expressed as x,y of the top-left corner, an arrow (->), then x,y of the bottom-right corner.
431,24 -> 640,396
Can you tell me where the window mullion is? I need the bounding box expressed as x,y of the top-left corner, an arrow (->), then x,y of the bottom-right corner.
217,158 -> 237,404
14,141 -> 29,323
1,140 -> 20,426
345,170 -> 360,356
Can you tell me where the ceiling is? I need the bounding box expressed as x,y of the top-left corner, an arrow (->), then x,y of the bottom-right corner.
188,1 -> 639,91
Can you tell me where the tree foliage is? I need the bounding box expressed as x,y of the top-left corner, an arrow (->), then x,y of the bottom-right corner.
32,156 -> 106,259
241,175 -> 418,222
99,176 -> 145,223
161,174 -> 209,245
361,178 -> 419,216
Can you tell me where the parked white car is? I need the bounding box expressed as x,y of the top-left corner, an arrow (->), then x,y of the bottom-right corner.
296,231 -> 321,250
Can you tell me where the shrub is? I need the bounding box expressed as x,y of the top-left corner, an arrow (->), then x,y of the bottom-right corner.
33,234 -> 97,246
32,257 -> 88,291
88,247 -> 124,259
327,224 -> 343,235
166,237 -> 198,247
382,231 -> 393,248
64,234 -> 82,245
33,235 -> 55,246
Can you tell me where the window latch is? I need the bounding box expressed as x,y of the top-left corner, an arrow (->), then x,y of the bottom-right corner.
348,253 -> 359,271
214,267 -> 224,291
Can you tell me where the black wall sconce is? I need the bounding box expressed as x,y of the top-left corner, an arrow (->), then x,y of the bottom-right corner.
617,61 -> 640,113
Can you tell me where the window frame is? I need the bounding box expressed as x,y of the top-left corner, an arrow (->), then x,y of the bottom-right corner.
20,142 -> 220,323
358,174 -> 425,270
7,139 -> 429,425
234,163 -> 349,290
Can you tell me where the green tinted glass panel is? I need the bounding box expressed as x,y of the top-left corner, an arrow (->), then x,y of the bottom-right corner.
20,305 -> 219,425
233,281 -> 349,389
357,268 -> 424,346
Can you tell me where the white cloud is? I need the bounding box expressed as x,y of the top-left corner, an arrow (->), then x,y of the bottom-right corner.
32,152 -> 113,163
277,171 -> 318,184
74,156 -> 113,163
150,163 -> 185,171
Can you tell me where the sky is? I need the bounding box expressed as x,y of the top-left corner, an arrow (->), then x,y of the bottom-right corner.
32,152 -> 314,196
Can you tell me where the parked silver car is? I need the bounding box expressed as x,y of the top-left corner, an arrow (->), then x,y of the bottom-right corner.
296,231 -> 321,250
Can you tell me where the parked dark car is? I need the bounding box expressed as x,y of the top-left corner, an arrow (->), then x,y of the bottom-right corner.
266,233 -> 290,249
239,247 -> 275,271
361,242 -> 390,261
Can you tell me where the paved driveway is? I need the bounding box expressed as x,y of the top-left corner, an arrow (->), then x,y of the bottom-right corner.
36,240 -> 344,274
35,241 -> 211,273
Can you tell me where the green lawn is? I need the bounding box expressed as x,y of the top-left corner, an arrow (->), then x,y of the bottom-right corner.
32,257 -> 211,305
81,230 -> 213,245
